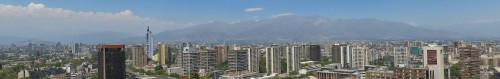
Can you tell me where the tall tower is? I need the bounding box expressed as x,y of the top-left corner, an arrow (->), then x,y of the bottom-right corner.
146,27 -> 154,59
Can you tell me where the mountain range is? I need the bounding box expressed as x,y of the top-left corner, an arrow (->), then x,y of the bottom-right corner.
3,15 -> 500,45
155,16 -> 462,41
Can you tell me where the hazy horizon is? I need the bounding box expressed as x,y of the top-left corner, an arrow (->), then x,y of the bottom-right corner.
1,1 -> 500,41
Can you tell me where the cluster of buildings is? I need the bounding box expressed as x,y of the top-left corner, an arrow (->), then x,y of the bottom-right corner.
3,27 -> 500,79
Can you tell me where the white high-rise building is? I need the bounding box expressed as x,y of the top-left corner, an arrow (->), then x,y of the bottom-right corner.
350,46 -> 368,70
340,45 -> 351,68
265,45 -> 281,75
422,44 -> 445,79
246,47 -> 260,73
146,27 -> 154,59
286,46 -> 301,73
340,45 -> 368,70
393,46 -> 409,67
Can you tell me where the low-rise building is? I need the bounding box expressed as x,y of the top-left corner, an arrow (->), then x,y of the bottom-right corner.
220,71 -> 258,79
393,68 -> 429,79
316,69 -> 359,79
365,71 -> 393,79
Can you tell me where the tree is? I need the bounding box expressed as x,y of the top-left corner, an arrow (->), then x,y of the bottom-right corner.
289,71 -> 299,76
450,63 -> 461,78
488,65 -> 495,71
217,61 -> 228,71
169,73 -> 182,78
320,56 -> 332,65
259,55 -> 267,73
281,59 -> 287,73
191,73 -> 200,79
155,64 -> 166,75
90,74 -> 98,79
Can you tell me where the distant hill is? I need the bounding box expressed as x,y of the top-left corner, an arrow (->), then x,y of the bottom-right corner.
156,15 -> 462,41
58,31 -> 142,43
440,22 -> 500,38
0,36 -> 28,45
14,39 -> 54,45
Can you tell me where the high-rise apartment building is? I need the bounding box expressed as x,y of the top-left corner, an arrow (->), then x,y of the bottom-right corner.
215,45 -> 230,63
199,50 -> 217,72
180,45 -> 218,76
331,44 -> 344,63
246,47 -> 260,73
72,43 -> 80,54
393,46 -> 409,67
334,45 -> 369,69
422,44 -> 445,79
158,42 -> 168,65
132,45 -> 147,67
228,50 -> 248,72
350,46 -> 368,70
339,45 -> 352,68
285,46 -> 301,73
308,45 -> 321,61
459,45 -> 481,78
97,44 -> 126,79
181,45 -> 199,76
265,45 -> 281,75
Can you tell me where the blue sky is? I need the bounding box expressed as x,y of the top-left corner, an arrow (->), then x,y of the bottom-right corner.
0,0 -> 500,38
2,0 -> 500,25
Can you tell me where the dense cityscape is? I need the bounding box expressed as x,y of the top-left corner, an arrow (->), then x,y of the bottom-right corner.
2,1 -> 500,79
1,27 -> 499,79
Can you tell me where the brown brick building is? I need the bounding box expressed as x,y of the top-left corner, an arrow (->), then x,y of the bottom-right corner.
459,45 -> 481,78
393,68 -> 429,79
365,71 -> 392,79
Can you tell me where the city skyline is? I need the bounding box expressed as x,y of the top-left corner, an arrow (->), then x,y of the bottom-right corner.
2,1 -> 500,79
1,1 -> 500,41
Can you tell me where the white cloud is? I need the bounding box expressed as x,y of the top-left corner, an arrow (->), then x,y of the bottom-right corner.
408,22 -> 418,26
472,19 -> 498,24
0,3 -> 176,38
244,8 -> 264,12
271,12 -> 295,18
185,22 -> 196,26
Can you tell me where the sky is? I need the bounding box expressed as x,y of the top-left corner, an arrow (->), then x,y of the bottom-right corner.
1,0 -> 500,39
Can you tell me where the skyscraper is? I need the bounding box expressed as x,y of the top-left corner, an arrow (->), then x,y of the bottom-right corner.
132,45 -> 147,67
265,45 -> 281,75
286,46 -> 300,73
422,44 -> 445,79
459,45 -> 481,78
146,27 -> 154,59
247,47 -> 260,73
97,44 -> 126,79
